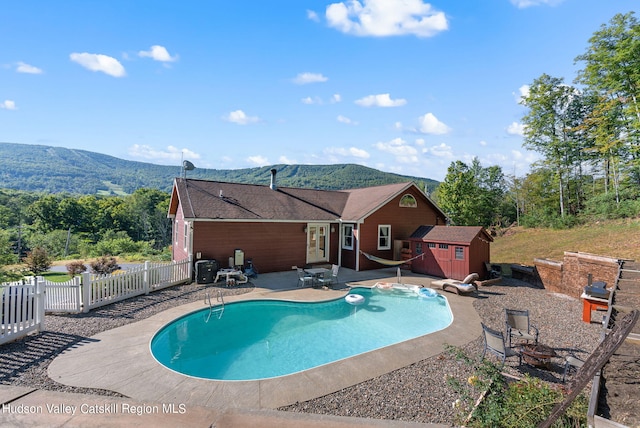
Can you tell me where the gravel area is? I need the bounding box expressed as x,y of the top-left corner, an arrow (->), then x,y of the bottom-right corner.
280,279 -> 603,425
1,278 -> 603,426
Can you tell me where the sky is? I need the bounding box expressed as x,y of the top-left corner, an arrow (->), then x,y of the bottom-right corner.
1,1 -> 638,182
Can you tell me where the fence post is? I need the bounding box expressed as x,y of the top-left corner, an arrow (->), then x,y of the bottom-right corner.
35,277 -> 45,332
188,255 -> 193,283
144,261 -> 150,295
82,272 -> 91,313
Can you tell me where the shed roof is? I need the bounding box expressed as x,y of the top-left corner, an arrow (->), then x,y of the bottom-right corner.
409,225 -> 493,244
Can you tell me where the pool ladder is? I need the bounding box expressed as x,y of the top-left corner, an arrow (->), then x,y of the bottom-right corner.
205,290 -> 224,322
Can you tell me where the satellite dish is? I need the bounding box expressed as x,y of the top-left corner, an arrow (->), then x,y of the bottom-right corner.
182,160 -> 196,178
183,160 -> 195,171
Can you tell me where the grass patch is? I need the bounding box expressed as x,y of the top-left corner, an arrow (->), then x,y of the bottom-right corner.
40,271 -> 73,282
492,218 -> 640,266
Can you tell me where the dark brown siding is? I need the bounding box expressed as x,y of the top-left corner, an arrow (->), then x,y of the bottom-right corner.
192,221 -> 341,273
192,222 -> 308,273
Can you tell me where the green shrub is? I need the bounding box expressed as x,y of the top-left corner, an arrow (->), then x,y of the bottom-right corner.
89,255 -> 120,275
445,345 -> 588,428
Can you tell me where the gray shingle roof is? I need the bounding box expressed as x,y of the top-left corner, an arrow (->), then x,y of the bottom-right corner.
169,178 -> 444,222
410,225 -> 493,243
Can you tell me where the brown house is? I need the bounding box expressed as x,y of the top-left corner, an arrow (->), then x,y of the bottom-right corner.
409,225 -> 493,281
168,170 -> 447,273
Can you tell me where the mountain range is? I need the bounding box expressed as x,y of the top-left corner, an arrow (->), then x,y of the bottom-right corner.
0,142 -> 439,195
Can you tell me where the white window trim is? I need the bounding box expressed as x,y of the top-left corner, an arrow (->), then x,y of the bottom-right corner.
342,224 -> 354,250
183,222 -> 189,251
378,224 -> 391,250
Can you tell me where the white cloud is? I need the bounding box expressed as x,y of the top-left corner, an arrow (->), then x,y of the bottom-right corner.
325,146 -> 370,159
337,115 -> 358,125
427,142 -> 453,158
418,112 -> 450,134
301,96 -> 322,105
279,155 -> 296,164
138,45 -> 178,62
326,0 -> 448,38
355,93 -> 406,107
374,137 -> 419,163
223,109 -> 260,125
70,53 -> 126,77
507,121 -> 525,136
331,93 -> 342,103
479,140 -> 487,146
247,155 -> 269,166
510,0 -> 564,8
515,84 -> 529,103
307,10 -> 320,21
1,100 -> 17,110
128,145 -> 201,163
292,72 -> 328,84
16,62 -> 43,74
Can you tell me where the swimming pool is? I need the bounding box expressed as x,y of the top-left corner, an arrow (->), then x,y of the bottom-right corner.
150,286 -> 452,381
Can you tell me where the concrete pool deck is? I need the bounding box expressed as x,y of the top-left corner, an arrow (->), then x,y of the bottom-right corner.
4,267 -> 480,427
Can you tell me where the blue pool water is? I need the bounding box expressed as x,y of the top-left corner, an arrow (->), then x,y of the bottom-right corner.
150,287 -> 452,381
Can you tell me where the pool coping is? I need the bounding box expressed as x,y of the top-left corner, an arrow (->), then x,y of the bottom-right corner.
48,272 -> 481,410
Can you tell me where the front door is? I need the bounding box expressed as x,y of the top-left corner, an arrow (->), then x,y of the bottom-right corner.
307,224 -> 329,264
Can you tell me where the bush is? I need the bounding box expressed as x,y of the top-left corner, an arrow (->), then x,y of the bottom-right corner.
65,260 -> 87,277
23,246 -> 52,275
445,345 -> 588,428
89,255 -> 120,275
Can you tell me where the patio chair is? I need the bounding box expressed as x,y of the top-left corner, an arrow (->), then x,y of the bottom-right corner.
297,268 -> 314,288
562,354 -> 585,383
440,273 -> 479,295
481,323 -> 522,367
317,264 -> 339,287
505,308 -> 539,348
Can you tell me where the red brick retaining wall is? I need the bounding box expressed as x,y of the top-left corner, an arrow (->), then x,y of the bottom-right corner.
534,252 -> 621,298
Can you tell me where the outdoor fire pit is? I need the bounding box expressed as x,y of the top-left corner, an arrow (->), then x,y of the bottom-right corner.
520,343 -> 558,369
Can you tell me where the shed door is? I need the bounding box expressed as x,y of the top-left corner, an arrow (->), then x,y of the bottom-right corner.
450,246 -> 467,280
435,243 -> 451,278
307,224 -> 329,264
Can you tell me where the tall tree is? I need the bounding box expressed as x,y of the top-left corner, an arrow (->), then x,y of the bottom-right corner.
520,74 -> 586,218
575,12 -> 640,174
436,158 -> 507,227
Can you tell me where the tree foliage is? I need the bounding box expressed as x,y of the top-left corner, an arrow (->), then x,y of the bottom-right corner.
436,158 -> 509,227
516,11 -> 640,227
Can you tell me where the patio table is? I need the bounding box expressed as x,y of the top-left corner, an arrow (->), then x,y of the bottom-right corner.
304,267 -> 329,285
214,269 -> 247,286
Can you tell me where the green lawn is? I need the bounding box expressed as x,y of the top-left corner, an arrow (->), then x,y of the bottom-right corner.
491,218 -> 640,266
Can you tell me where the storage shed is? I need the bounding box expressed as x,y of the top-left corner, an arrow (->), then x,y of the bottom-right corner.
409,225 -> 493,281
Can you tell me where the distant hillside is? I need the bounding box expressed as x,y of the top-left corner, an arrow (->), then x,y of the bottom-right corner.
0,142 -> 439,195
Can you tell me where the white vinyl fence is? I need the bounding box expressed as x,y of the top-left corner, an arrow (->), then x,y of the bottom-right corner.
1,281 -> 45,346
0,258 -> 192,345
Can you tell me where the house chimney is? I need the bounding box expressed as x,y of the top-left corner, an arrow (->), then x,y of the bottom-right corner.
270,168 -> 277,190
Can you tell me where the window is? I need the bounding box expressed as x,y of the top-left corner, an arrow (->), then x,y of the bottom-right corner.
416,242 -> 423,254
378,225 -> 391,250
455,247 -> 464,260
439,243 -> 448,250
183,222 -> 189,250
427,242 -> 436,249
399,194 -> 417,208
175,220 -> 179,246
342,224 -> 354,250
